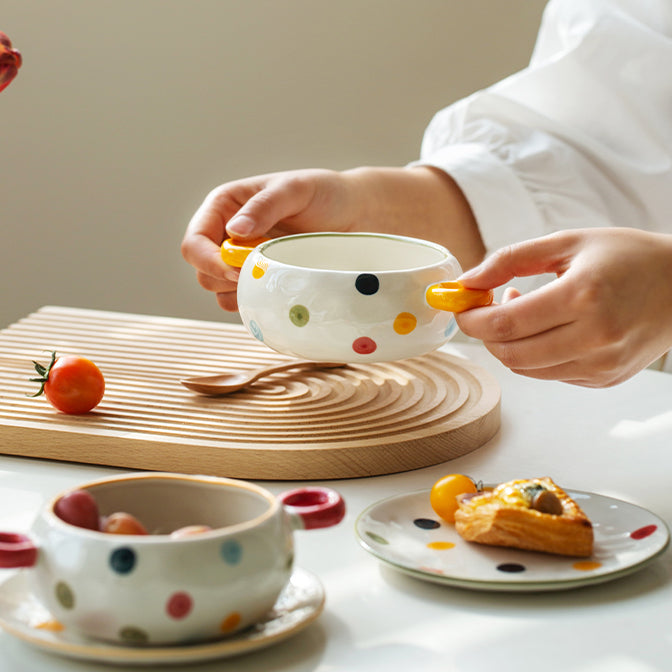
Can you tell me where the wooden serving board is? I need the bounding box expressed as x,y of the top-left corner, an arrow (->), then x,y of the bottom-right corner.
0,306 -> 500,480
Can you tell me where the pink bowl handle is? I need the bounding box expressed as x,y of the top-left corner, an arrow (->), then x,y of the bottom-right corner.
0,532 -> 38,568
278,487 -> 345,530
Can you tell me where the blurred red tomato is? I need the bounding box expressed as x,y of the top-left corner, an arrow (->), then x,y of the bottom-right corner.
0,31 -> 21,93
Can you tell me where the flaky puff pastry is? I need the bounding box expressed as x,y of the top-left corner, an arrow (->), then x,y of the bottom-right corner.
454,477 -> 593,557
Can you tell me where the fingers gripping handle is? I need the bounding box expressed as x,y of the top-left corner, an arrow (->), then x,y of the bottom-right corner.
426,281 -> 493,313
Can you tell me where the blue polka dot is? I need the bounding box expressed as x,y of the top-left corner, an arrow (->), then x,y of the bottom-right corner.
220,539 -> 242,565
444,319 -> 458,339
249,320 -> 263,342
110,547 -> 137,574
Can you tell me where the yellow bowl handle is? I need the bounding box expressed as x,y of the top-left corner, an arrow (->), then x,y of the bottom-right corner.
426,281 -> 493,313
221,237 -> 270,268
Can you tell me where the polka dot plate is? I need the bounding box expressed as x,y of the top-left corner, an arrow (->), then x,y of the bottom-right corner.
355,488 -> 670,591
0,568 -> 323,665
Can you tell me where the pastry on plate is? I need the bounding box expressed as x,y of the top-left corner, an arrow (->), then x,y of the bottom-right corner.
454,477 -> 593,557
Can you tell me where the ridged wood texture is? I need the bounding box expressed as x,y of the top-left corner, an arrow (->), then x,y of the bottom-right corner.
0,307 -> 500,480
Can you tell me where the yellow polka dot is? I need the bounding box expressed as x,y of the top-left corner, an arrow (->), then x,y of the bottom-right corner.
572,560 -> 602,571
252,261 -> 267,279
427,541 -> 455,550
220,611 -> 242,633
393,312 -> 417,335
35,619 -> 65,632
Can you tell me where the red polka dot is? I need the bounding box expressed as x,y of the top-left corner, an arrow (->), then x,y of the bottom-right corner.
352,337 -> 377,355
631,524 -> 657,540
166,591 -> 193,619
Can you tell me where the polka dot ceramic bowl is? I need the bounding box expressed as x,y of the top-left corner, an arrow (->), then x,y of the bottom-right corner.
229,233 -> 492,362
0,473 -> 345,646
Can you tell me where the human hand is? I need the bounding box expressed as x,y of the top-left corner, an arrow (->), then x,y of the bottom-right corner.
455,228 -> 672,387
181,169 -> 355,311
182,165 -> 484,312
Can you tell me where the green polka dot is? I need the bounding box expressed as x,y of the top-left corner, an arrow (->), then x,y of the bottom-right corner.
55,581 -> 75,609
365,531 -> 389,545
289,305 -> 309,327
119,625 -> 149,644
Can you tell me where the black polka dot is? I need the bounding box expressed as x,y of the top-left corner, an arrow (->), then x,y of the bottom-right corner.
355,274 -> 379,295
110,547 -> 137,574
413,518 -> 441,530
496,563 -> 526,573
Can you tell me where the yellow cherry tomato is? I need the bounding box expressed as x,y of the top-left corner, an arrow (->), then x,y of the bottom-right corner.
430,473 -> 478,523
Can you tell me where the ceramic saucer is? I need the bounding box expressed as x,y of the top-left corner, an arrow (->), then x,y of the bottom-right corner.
0,568 -> 323,665
356,488 -> 670,592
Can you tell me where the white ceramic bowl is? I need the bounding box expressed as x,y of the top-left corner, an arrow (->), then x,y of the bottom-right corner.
0,472 -> 345,645
228,233 -> 492,362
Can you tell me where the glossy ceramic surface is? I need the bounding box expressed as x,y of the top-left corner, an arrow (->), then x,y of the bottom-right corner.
0,568 -> 323,665
356,488 -> 670,591
0,473 -> 343,645
236,233 -> 463,362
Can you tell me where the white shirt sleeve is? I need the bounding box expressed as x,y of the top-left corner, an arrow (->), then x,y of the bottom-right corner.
413,0 -> 672,257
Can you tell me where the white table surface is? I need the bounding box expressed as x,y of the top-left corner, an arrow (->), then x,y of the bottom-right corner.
1,342 -> 671,672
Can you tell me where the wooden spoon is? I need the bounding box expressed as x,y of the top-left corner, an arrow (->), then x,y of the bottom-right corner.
181,360 -> 346,396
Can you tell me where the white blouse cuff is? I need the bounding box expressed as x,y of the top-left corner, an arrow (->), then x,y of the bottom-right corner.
410,143 -> 546,255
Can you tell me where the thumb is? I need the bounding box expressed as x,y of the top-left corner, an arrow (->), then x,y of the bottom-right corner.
226,182 -> 307,240
226,191 -> 279,239
458,232 -> 576,290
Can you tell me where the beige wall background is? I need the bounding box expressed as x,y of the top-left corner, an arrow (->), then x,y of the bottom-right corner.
1,0 -> 547,330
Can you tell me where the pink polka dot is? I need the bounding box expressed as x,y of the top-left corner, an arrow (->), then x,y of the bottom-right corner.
352,337 -> 377,355
166,591 -> 193,619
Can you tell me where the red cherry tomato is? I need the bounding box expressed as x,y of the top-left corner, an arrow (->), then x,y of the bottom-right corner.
429,473 -> 478,523
30,351 -> 105,414
54,490 -> 100,530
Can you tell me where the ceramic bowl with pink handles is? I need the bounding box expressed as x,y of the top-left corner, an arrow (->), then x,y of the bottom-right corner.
0,472 -> 345,646
226,232 -> 492,363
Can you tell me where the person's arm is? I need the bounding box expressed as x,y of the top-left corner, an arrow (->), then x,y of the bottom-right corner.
413,0 -> 672,293
455,228 -> 672,387
181,166 -> 484,312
